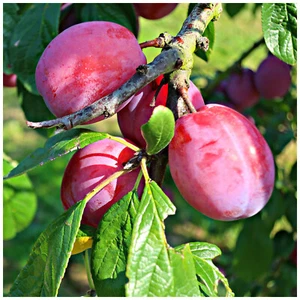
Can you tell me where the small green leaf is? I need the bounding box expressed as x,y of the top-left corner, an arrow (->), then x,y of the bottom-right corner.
233,215 -> 274,282
175,241 -> 221,260
194,257 -> 219,296
126,182 -> 176,296
225,3 -> 246,18
81,3 -> 138,37
10,3 -> 61,94
3,155 -> 37,240
3,3 -> 19,73
168,245 -> 201,296
262,3 -> 297,65
9,198 -> 88,296
91,191 -> 140,297
175,242 -> 234,297
141,105 -> 175,155
3,129 -> 108,179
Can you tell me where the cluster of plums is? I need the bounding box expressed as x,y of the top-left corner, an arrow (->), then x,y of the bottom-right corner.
31,18 -> 278,228
216,55 -> 292,111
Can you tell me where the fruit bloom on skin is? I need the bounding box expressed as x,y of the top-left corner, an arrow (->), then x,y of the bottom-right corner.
134,3 -> 178,20
118,75 -> 205,148
61,138 -> 142,228
169,104 -> 275,221
225,68 -> 260,111
36,21 -> 146,123
3,73 -> 17,87
254,55 -> 292,99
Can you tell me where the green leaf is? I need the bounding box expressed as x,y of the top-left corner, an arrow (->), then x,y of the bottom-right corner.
193,257 -> 219,296
168,245 -> 201,296
3,129 -> 108,179
188,4 -> 215,62
141,105 -> 175,155
17,82 -> 56,138
76,224 -> 96,238
91,191 -> 140,297
81,3 -> 138,37
9,198 -> 88,296
225,3 -> 246,18
3,155 -> 37,240
261,3 -> 297,65
10,3 -> 61,94
3,3 -> 19,73
175,242 -> 234,297
233,215 -> 274,281
126,181 -> 178,296
176,241 -> 221,260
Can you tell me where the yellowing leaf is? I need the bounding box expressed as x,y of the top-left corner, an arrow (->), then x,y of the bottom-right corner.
72,237 -> 93,255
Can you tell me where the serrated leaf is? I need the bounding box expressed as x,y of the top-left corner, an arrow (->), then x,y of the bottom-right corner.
225,3 -> 246,18
9,198 -> 88,296
141,105 -> 175,155
175,241 -> 221,260
194,257 -> 219,296
91,191 -> 140,297
10,3 -> 61,94
175,242 -> 234,297
126,182 -> 177,296
3,155 -> 37,240
233,216 -> 274,282
168,245 -> 201,296
188,4 -> 215,62
81,3 -> 138,37
3,129 -> 108,179
262,3 -> 297,65
3,3 -> 19,73
17,81 -> 56,138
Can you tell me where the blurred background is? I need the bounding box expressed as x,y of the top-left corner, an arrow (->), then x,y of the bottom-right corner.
3,3 -> 297,296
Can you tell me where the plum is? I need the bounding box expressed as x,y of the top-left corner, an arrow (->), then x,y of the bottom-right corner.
169,104 -> 275,221
36,21 -> 146,123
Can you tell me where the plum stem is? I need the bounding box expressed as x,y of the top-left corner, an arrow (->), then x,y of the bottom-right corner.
83,250 -> 95,291
108,135 -> 140,152
26,3 -> 223,130
139,32 -> 173,49
84,170 -> 129,203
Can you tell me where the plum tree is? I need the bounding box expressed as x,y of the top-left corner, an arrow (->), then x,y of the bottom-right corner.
254,55 -> 292,99
117,75 -> 205,148
134,3 -> 178,20
168,104 -> 275,221
61,138 -> 142,228
35,21 -> 146,123
225,68 -> 260,111
3,73 -> 17,87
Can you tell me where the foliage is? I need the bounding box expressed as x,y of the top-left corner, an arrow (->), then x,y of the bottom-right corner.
3,3 -> 297,297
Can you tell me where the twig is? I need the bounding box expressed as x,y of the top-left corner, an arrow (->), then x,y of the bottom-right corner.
27,3 -> 223,131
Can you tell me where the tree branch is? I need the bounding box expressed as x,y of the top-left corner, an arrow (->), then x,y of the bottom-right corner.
27,3 -> 223,131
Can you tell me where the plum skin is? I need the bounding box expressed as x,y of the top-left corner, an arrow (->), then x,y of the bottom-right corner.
61,138 -> 142,228
134,4 -> 178,20
36,21 -> 146,124
254,55 -> 291,99
225,68 -> 260,111
3,73 -> 17,87
168,104 -> 275,221
117,76 -> 205,148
